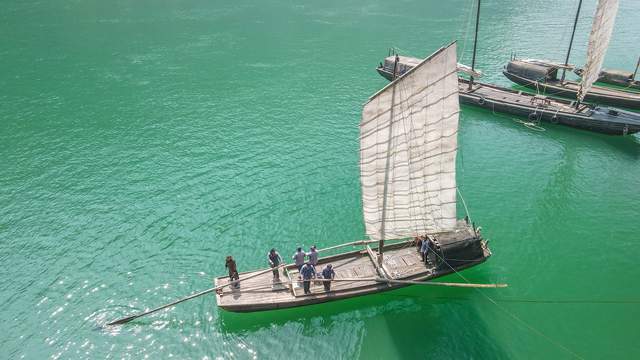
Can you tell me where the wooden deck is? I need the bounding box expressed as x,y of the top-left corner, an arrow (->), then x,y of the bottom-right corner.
215,222 -> 490,312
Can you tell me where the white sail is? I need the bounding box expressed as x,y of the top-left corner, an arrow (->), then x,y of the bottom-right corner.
360,43 -> 459,241
577,0 -> 619,102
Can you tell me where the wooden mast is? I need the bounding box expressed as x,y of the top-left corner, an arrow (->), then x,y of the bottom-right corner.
378,81 -> 397,267
468,0 -> 481,90
561,0 -> 583,83
632,55 -> 640,81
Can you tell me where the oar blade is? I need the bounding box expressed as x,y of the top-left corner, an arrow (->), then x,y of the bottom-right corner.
107,315 -> 138,326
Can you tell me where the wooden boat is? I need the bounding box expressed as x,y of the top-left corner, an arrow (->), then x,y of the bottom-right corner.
574,64 -> 640,91
503,0 -> 640,110
376,56 -> 640,135
459,78 -> 640,135
215,43 -> 492,313
375,0 -> 640,136
216,221 -> 489,312
503,59 -> 640,109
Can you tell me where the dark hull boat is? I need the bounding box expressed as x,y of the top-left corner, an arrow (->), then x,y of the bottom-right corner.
377,57 -> 640,135
459,78 -> 640,135
503,0 -> 640,109
573,67 -> 640,91
503,59 -> 640,109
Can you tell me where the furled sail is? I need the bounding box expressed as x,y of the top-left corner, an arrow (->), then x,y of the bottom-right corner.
360,42 -> 459,241
577,0 -> 619,102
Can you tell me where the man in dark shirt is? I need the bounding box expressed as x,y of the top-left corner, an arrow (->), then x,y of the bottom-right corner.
300,262 -> 316,294
321,264 -> 335,292
268,248 -> 283,281
225,256 -> 240,288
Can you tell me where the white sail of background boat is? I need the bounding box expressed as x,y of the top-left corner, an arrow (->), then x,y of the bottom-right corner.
576,0 -> 619,102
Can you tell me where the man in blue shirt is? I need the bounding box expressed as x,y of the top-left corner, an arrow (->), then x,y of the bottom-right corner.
420,236 -> 430,265
321,264 -> 335,292
300,261 -> 316,294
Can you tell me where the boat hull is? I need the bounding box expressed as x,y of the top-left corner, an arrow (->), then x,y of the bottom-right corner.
459,79 -> 640,135
502,70 -> 640,110
377,63 -> 640,135
215,222 -> 490,312
376,67 -> 395,81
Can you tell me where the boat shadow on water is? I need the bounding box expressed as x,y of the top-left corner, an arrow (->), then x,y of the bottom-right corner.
217,270 -> 510,358
461,104 -> 640,159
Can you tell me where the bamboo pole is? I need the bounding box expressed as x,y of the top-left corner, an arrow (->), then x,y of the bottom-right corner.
217,277 -> 508,293
107,265 -> 284,326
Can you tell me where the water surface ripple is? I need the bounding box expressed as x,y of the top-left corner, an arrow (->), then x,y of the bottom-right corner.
1,0 -> 639,359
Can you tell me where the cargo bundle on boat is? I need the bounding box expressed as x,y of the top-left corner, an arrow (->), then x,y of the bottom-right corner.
574,65 -> 640,91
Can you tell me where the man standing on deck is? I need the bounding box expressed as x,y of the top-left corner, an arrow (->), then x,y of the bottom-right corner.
268,248 -> 283,282
420,236 -> 430,265
292,247 -> 305,272
321,264 -> 335,292
225,256 -> 240,288
307,245 -> 319,266
300,261 -> 316,295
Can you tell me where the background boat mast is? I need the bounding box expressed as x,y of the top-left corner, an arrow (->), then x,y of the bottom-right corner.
468,0 -> 481,90
633,55 -> 640,81
561,0 -> 583,82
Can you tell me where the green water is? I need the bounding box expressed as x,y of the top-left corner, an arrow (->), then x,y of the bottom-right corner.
2,0 -> 640,358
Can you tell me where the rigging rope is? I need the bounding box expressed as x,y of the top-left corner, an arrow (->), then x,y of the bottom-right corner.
428,249 -> 585,359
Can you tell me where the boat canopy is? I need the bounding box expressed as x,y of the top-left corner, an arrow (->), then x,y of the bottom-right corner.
506,60 -> 558,81
600,69 -> 634,82
382,55 -> 422,77
382,55 -> 483,79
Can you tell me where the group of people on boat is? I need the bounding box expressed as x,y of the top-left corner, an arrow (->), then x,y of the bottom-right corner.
290,245 -> 336,294
223,245 -> 337,295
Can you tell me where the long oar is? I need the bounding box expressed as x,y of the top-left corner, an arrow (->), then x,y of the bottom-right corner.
107,265 -> 283,326
218,277 -> 507,294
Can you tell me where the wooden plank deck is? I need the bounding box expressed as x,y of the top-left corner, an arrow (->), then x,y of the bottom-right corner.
465,82 -> 585,114
214,221 -> 489,312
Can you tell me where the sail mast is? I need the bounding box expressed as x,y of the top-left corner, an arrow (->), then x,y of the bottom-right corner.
468,0 -> 481,90
633,56 -> 640,81
561,0 -> 583,82
377,82 -> 398,265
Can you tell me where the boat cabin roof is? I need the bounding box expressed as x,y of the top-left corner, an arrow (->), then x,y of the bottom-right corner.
383,55 -> 422,67
600,69 -> 634,82
381,55 -> 422,75
506,60 -> 558,81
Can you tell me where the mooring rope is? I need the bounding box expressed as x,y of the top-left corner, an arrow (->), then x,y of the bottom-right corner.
427,250 -> 585,359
